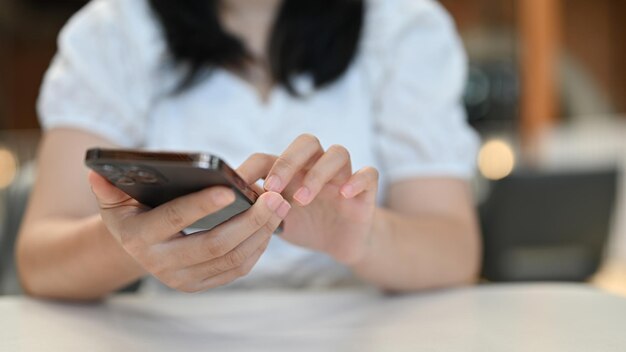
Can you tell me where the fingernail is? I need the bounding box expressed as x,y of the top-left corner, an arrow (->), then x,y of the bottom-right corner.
212,188 -> 236,205
276,200 -> 291,219
293,187 -> 311,205
340,184 -> 354,198
264,175 -> 282,192
265,193 -> 283,211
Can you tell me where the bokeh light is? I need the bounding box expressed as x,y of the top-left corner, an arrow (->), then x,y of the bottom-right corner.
478,139 -> 516,180
0,148 -> 18,189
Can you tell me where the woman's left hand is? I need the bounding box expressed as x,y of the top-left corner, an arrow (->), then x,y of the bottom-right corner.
236,134 -> 379,265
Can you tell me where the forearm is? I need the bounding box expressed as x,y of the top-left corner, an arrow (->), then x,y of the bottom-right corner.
16,215 -> 145,300
350,207 -> 481,292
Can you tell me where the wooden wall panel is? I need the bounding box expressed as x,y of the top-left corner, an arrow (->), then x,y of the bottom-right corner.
517,0 -> 561,142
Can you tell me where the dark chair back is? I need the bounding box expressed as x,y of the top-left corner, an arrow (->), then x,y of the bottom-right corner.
480,168 -> 618,281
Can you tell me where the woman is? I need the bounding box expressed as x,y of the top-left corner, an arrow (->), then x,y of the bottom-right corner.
16,0 -> 481,299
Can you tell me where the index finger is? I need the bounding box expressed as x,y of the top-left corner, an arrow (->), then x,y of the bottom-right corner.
264,134 -> 324,193
89,171 -> 136,209
236,153 -> 277,185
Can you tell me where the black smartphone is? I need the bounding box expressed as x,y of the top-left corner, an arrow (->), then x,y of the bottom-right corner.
85,148 -> 260,232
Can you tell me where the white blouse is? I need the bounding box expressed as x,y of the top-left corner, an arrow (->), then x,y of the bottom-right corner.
38,0 -> 479,290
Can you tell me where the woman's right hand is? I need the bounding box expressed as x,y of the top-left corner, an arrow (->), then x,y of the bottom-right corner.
88,171 -> 290,293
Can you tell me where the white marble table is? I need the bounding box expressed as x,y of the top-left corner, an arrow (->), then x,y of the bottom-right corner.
1,284 -> 625,351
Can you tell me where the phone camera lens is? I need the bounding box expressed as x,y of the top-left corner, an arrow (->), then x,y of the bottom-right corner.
136,170 -> 158,184
100,164 -> 121,177
116,177 -> 136,186
128,168 -> 159,184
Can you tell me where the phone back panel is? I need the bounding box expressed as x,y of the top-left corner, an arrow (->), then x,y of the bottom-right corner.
85,150 -> 256,232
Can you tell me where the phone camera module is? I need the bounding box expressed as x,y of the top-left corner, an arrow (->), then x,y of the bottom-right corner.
127,168 -> 159,184
99,164 -> 122,177
136,170 -> 159,184
116,176 -> 136,186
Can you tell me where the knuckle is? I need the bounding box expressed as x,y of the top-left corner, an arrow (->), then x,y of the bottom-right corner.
304,168 -> 323,187
202,264 -> 222,278
213,275 -> 238,289
225,249 -> 247,269
300,133 -> 321,147
249,152 -> 265,160
261,220 -> 277,236
328,144 -> 349,159
119,230 -> 144,255
275,155 -> 296,173
165,271 -> 204,293
165,205 -> 186,229
366,167 -> 380,182
240,258 -> 257,277
162,271 -> 185,290
251,152 -> 273,162
204,235 -> 229,258
173,246 -> 197,267
118,229 -> 134,248
248,207 -> 268,229
331,147 -> 351,167
146,254 -> 169,277
235,264 -> 250,278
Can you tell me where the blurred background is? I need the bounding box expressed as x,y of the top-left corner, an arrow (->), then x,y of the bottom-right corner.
1,0 -> 625,295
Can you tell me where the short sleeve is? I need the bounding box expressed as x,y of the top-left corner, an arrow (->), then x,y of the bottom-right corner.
369,0 -> 480,182
37,0 -> 164,147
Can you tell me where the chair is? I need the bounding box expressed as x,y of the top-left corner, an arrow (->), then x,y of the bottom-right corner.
0,163 -> 35,295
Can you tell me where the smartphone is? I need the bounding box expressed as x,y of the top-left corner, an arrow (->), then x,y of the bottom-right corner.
85,148 -> 260,232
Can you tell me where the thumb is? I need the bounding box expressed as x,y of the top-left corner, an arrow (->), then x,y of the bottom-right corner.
88,170 -> 135,208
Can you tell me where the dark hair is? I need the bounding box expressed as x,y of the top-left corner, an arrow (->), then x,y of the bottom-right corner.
148,0 -> 365,94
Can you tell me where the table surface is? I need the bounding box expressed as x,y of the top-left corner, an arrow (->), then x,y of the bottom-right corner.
2,284 -> 626,352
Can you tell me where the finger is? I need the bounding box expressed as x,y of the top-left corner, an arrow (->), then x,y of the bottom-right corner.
264,134 -> 324,193
293,144 -> 352,206
157,192 -> 290,267
236,153 -> 277,185
123,186 -> 237,244
177,207 -> 283,281
88,171 -> 136,209
191,236 -> 271,292
340,167 -> 380,199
